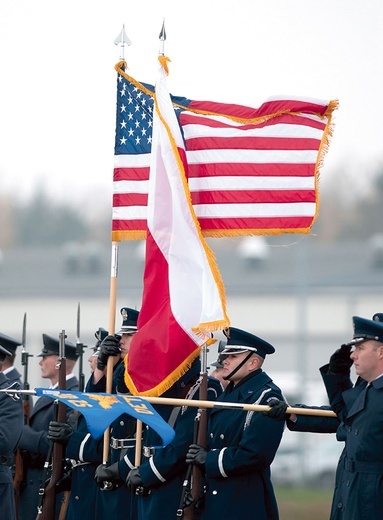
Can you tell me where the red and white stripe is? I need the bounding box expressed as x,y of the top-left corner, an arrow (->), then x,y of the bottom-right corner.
112,95 -> 336,240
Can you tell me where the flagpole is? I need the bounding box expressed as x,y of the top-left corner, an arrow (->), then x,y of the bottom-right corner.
102,241 -> 119,464
0,389 -> 337,417
102,26 -> 133,465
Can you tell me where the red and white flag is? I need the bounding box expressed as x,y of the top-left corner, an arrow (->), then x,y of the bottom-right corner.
124,57 -> 229,397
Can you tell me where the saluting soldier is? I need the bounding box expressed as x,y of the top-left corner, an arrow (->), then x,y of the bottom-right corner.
0,332 -> 22,386
186,327 -> 285,520
0,345 -> 23,520
17,333 -> 79,520
319,314 -> 383,520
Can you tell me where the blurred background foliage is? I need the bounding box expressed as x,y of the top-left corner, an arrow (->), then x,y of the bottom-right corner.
2,163 -> 383,249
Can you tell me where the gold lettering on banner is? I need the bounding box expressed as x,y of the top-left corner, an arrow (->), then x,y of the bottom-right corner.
88,395 -> 120,409
67,399 -> 93,408
120,396 -> 154,415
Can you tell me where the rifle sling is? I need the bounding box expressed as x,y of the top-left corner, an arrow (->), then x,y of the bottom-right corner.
36,442 -> 54,514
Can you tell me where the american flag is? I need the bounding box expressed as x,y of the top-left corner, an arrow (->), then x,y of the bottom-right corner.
112,61 -> 337,241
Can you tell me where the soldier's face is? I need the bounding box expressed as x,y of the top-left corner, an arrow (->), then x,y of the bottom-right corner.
210,367 -> 229,388
223,352 -> 259,383
39,355 -> 59,380
88,352 -> 98,372
119,333 -> 135,358
351,340 -> 383,382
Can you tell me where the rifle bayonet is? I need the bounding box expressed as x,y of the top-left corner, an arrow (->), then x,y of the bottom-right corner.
75,302 -> 86,392
21,312 -> 33,390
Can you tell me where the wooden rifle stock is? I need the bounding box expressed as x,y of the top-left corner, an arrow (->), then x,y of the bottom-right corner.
36,331 -> 67,520
182,373 -> 208,520
13,389 -> 31,510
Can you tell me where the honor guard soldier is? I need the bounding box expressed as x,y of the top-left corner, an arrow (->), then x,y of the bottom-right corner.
89,307 -> 139,393
0,333 -> 24,498
0,345 -> 23,520
97,309 -> 139,520
48,327 -> 108,520
17,333 -> 80,520
88,308 -> 140,462
186,327 -> 284,520
95,356 -> 223,520
0,332 -> 22,385
319,315 -> 383,520
86,328 -> 104,376
81,309 -> 139,520
265,312 -> 383,518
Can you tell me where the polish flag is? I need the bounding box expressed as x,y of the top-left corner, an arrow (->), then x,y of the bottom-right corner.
124,57 -> 230,397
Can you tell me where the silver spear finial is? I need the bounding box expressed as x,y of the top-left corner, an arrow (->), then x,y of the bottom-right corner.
114,24 -> 132,60
159,19 -> 166,56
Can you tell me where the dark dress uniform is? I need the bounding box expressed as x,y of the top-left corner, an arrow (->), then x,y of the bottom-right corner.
320,315 -> 383,520
0,332 -> 23,387
64,330 -> 107,520
17,374 -> 79,520
3,366 -> 22,386
119,362 -> 222,520
202,370 -> 284,520
185,327 -> 285,520
89,359 -> 137,520
0,371 -> 23,520
286,404 -> 340,433
321,366 -> 383,520
1,346 -> 24,488
65,413 -> 103,520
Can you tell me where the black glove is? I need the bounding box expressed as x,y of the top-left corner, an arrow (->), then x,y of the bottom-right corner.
329,343 -> 353,374
186,444 -> 207,468
126,468 -> 143,491
97,335 -> 121,370
47,421 -> 74,444
94,462 -> 121,489
263,398 -> 289,421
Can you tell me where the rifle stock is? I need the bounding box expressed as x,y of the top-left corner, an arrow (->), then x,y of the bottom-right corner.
13,393 -> 31,503
36,331 -> 67,520
182,372 -> 208,520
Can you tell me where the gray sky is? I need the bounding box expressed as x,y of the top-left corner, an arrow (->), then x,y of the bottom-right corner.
1,0 -> 383,207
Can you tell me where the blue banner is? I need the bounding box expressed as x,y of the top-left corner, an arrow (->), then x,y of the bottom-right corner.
35,388 -> 175,444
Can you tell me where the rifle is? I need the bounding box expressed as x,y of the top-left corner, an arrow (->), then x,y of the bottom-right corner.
75,302 -> 86,392
36,330 -> 68,520
179,347 -> 209,519
14,312 -> 33,519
